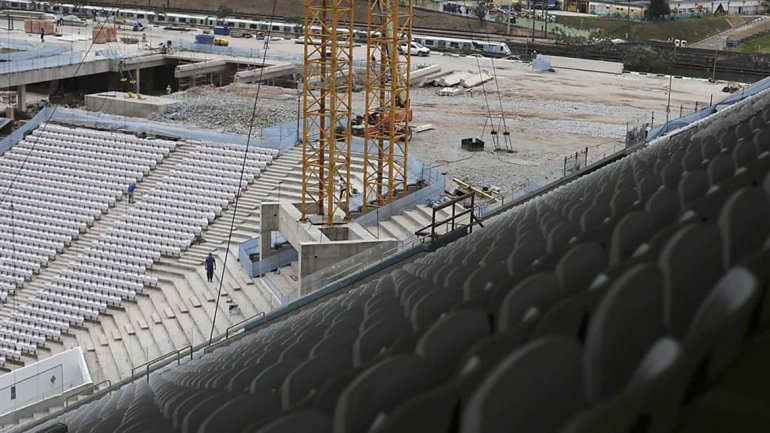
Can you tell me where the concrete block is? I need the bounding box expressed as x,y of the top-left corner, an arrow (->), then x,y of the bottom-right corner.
124,324 -> 136,335
84,92 -> 180,118
136,318 -> 149,330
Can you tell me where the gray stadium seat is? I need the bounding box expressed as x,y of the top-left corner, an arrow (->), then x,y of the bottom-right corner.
460,336 -> 585,433
334,354 -> 425,433
584,263 -> 666,402
658,223 -> 724,338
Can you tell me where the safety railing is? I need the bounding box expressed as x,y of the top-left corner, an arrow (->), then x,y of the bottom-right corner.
225,312 -> 266,341
301,235 -> 428,294
131,345 -> 192,383
64,379 -> 111,410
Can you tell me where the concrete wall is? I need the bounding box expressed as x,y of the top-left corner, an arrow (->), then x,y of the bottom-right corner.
84,93 -> 179,118
259,202 -> 325,260
299,238 -> 398,294
547,55 -> 624,75
0,348 -> 91,420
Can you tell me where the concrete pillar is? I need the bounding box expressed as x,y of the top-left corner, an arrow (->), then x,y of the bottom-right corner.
134,69 -> 140,93
16,85 -> 26,112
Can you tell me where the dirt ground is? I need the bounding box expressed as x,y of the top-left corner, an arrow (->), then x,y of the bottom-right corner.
142,37 -> 726,195
374,54 -> 723,193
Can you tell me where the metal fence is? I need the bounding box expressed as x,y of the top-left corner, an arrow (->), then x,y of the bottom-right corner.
175,40 -> 262,58
0,52 -> 86,74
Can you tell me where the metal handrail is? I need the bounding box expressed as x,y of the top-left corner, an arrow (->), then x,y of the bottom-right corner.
226,312 -> 265,340
64,379 -> 111,410
131,345 -> 192,383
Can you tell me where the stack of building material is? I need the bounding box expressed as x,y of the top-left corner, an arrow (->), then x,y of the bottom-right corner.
438,87 -> 463,96
24,20 -> 55,35
432,71 -> 493,88
433,71 -> 471,87
460,72 -> 493,88
92,26 -> 117,44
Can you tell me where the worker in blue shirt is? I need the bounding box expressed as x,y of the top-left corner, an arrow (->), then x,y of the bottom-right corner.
127,182 -> 136,203
205,253 -> 216,283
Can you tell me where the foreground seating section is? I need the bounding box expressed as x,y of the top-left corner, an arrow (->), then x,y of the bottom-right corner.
0,125 -> 275,367
49,92 -> 770,433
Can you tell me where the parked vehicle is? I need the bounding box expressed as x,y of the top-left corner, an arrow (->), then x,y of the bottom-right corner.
61,14 -> 86,26
399,41 -> 430,57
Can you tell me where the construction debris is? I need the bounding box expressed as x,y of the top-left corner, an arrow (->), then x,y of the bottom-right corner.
438,87 -> 463,96
147,84 -> 298,134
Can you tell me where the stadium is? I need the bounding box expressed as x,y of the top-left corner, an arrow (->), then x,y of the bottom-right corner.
0,0 -> 767,432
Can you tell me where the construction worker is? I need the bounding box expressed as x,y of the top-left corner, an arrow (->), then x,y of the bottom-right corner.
127,181 -> 136,203
337,176 -> 346,200
205,253 -> 216,283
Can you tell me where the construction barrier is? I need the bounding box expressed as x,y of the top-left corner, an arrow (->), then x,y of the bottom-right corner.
23,20 -> 54,36
92,26 -> 117,44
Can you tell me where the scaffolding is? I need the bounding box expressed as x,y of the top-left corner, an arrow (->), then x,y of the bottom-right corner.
300,0 -> 355,225
362,0 -> 413,212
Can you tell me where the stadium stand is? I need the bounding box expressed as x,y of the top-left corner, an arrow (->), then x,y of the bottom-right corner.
0,124 -> 277,370
40,89 -> 770,433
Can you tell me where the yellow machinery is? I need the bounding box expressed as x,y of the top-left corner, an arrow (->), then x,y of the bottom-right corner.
300,0 -> 355,225
362,0 -> 413,211
300,0 -> 413,223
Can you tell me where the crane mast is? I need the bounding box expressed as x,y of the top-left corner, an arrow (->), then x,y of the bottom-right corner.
362,0 -> 413,211
300,0 -> 412,223
300,0 -> 355,225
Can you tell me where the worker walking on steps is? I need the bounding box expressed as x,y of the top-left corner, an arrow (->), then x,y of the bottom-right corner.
337,176 -> 346,200
263,34 -> 270,51
40,27 -> 45,43
205,253 -> 216,283
127,181 -> 136,203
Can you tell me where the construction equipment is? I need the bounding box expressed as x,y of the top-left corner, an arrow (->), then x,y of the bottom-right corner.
361,0 -> 413,211
300,0 -> 355,225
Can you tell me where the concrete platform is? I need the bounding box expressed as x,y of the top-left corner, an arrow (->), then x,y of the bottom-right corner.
84,92 -> 179,118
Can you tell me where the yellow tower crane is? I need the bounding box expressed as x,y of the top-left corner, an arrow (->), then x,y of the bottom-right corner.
301,0 -> 355,225
362,0 -> 413,211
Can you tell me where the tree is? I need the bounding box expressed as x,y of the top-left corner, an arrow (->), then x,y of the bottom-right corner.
623,45 -> 673,71
648,0 -> 670,19
512,1 -> 523,12
216,5 -> 232,19
474,1 -> 489,26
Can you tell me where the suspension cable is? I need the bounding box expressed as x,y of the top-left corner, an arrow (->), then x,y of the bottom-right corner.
208,0 -> 278,346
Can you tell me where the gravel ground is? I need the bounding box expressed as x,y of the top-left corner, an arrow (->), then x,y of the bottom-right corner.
148,84 -> 299,135
145,51 -> 722,195
396,56 -> 723,194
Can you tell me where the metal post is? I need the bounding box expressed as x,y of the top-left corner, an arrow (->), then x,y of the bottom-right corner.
665,73 -> 673,123
711,40 -> 719,81
563,155 -> 567,177
507,0 -> 513,34
531,11 -> 536,43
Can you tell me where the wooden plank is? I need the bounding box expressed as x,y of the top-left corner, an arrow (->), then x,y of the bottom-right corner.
177,302 -> 189,314
189,296 -> 202,308
84,340 -> 95,352
111,330 -> 122,341
203,291 -> 215,302
151,313 -> 162,324
163,307 -> 176,319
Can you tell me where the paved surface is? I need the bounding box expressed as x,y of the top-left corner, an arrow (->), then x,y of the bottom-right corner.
691,15 -> 770,50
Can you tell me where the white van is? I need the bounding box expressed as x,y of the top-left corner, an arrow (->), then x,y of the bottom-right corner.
399,41 -> 430,56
